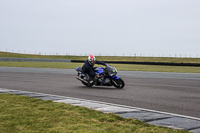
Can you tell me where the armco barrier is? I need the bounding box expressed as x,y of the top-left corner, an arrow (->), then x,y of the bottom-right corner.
71,60 -> 200,67
0,57 -> 71,63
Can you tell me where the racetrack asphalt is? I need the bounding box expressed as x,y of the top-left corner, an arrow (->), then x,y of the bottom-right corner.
0,66 -> 200,118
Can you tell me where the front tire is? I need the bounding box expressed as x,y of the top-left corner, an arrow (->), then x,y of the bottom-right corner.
111,78 -> 125,89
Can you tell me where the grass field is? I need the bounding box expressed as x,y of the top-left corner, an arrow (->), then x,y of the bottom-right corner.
1,51 -> 200,63
0,93 -> 188,133
1,61 -> 200,73
1,52 -> 200,73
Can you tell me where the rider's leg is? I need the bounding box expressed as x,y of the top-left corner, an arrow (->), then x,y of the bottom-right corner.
93,74 -> 100,85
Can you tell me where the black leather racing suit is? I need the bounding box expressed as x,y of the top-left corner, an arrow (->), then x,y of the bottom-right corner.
82,59 -> 106,81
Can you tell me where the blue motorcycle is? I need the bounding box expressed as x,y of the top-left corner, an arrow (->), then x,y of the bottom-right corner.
75,65 -> 125,89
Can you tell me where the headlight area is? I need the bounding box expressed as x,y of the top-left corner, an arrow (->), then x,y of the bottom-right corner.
109,72 -> 117,76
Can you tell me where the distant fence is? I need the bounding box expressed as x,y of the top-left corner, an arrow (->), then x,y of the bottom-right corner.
0,57 -> 71,63
71,60 -> 200,67
1,50 -> 200,58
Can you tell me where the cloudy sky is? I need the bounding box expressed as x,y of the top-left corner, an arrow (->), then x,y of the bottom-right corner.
0,0 -> 200,57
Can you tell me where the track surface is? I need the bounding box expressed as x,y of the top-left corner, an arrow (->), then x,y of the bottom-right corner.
0,67 -> 200,118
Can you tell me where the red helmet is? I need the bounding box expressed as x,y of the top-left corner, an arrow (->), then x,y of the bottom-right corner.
88,55 -> 96,66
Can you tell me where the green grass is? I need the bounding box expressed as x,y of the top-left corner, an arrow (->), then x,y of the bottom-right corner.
1,61 -> 200,73
1,51 -> 200,63
0,93 -> 188,133
1,52 -> 200,73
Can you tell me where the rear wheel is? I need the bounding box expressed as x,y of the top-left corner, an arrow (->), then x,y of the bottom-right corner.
82,74 -> 93,87
81,81 -> 93,87
81,81 -> 88,86
111,78 -> 125,89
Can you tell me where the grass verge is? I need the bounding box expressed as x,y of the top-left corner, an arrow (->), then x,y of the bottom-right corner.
1,51 -> 200,63
0,61 -> 200,73
0,93 -> 188,133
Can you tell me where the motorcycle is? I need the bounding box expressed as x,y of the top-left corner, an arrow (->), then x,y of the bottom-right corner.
75,65 -> 125,89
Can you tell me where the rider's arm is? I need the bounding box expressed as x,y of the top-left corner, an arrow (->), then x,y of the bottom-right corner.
96,60 -> 107,66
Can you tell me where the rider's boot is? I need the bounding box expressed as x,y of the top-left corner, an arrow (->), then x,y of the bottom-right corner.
93,75 -> 100,85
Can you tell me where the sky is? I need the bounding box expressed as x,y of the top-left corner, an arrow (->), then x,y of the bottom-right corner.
0,0 -> 200,57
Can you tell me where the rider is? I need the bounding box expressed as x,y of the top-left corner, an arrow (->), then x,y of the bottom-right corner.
82,55 -> 107,84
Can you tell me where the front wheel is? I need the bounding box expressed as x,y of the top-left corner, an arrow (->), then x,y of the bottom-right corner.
111,78 -> 125,89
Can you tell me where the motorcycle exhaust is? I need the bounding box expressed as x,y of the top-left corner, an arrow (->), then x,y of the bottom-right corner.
76,76 -> 88,84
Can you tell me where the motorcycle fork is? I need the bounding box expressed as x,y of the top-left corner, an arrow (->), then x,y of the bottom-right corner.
111,79 -> 119,86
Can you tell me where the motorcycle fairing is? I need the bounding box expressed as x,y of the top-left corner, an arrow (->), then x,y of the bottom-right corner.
94,67 -> 104,75
110,75 -> 120,80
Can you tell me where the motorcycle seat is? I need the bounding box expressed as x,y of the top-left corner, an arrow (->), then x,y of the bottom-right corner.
77,67 -> 83,72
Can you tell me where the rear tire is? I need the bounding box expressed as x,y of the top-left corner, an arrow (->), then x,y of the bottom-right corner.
82,81 -> 93,87
81,81 -> 88,86
82,74 -> 93,87
111,78 -> 125,89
